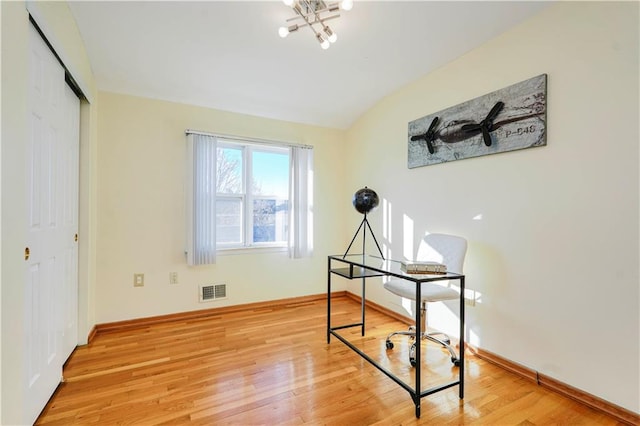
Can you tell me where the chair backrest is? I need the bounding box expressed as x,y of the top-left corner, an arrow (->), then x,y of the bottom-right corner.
416,233 -> 467,274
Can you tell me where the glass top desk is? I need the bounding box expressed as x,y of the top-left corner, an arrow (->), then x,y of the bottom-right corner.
327,254 -> 465,418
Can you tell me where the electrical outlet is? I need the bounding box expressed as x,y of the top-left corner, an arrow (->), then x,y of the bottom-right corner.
133,273 -> 144,287
169,272 -> 178,285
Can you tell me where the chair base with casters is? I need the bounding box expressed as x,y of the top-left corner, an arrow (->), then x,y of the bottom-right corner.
384,299 -> 460,367
383,232 -> 467,368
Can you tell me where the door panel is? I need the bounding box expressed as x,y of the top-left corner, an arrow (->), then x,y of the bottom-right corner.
25,23 -> 80,424
60,83 -> 79,360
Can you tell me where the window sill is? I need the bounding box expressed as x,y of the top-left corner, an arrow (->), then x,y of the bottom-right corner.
217,246 -> 288,256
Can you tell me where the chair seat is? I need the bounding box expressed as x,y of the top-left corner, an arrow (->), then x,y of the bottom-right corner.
383,279 -> 459,302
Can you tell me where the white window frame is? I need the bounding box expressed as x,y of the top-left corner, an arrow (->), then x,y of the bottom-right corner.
216,139 -> 290,252
186,130 -> 313,264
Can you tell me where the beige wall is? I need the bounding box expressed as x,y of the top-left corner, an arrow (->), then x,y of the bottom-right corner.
2,0 -> 638,420
344,1 -> 639,413
95,92 -> 347,323
1,1 -> 97,423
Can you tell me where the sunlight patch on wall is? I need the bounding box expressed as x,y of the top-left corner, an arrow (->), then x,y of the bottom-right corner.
382,198 -> 392,259
382,198 -> 391,242
469,329 -> 481,348
403,214 -> 414,260
465,288 -> 483,305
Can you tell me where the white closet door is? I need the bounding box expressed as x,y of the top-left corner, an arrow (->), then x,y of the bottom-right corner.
25,23 -> 80,424
60,78 -> 80,361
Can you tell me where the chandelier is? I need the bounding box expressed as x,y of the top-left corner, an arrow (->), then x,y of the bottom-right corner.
278,0 -> 354,50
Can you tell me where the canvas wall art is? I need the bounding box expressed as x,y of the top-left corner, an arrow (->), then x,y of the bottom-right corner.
408,74 -> 547,168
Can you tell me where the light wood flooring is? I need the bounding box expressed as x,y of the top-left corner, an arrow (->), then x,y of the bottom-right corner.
37,296 -> 624,425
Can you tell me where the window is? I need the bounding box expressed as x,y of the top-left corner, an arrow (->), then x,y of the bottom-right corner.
186,132 -> 313,265
216,141 -> 290,249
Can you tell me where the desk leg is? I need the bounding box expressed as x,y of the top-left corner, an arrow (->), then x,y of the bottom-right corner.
459,275 -> 465,399
361,277 -> 366,336
415,281 -> 421,418
327,257 -> 331,344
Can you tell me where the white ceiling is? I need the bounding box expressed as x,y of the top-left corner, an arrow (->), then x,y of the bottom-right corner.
68,1 -> 550,129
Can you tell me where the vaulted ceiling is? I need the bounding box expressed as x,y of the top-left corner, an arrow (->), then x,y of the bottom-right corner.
68,1 -> 550,129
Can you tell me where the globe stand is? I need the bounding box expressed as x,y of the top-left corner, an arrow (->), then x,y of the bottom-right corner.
344,187 -> 385,260
343,212 -> 385,260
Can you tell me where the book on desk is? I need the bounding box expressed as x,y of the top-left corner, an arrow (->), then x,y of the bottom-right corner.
400,260 -> 447,274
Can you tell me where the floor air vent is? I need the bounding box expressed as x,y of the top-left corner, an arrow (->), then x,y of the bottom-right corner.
199,283 -> 227,302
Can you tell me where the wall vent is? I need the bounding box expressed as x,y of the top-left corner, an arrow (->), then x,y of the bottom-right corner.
199,283 -> 227,302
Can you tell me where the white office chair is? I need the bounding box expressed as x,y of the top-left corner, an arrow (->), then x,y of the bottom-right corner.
384,233 -> 467,367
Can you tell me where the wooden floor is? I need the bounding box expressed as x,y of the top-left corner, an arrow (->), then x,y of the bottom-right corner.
37,296 -> 624,425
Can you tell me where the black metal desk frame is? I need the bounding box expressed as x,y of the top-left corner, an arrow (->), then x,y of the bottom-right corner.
327,254 -> 465,418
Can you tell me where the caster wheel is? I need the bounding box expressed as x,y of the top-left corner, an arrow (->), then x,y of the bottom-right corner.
385,340 -> 394,350
452,357 -> 460,366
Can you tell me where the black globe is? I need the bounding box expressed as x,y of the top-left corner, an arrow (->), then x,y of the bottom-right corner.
353,187 -> 379,214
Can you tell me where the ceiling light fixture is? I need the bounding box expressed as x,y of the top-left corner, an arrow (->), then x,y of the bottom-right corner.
278,0 -> 353,49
